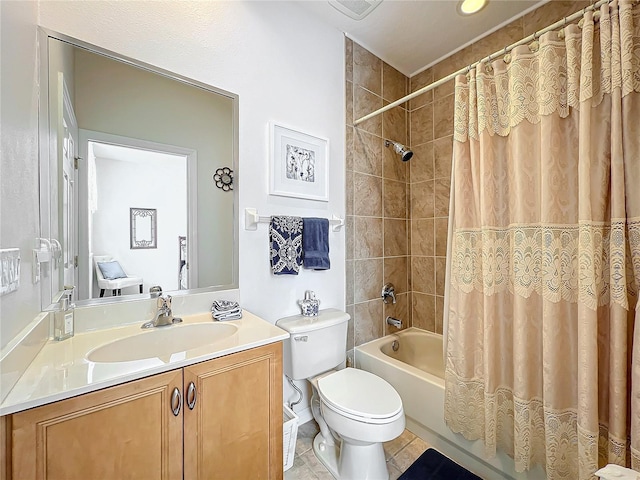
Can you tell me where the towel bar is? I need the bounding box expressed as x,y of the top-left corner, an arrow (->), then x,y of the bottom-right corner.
244,208 -> 344,232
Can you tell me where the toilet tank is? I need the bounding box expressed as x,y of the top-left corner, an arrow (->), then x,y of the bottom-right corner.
276,308 -> 349,380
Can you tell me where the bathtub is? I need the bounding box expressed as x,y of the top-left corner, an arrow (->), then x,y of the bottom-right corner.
356,328 -> 546,480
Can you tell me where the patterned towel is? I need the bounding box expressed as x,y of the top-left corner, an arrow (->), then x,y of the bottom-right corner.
270,216 -> 303,275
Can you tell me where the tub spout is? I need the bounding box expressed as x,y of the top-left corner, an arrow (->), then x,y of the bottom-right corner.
386,316 -> 402,328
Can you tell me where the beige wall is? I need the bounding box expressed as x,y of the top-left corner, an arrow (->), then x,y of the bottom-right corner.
345,39 -> 411,351
346,1 -> 592,342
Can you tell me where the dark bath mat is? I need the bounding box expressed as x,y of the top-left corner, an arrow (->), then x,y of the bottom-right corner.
398,448 -> 483,480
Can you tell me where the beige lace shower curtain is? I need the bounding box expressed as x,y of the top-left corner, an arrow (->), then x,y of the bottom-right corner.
444,1 -> 640,478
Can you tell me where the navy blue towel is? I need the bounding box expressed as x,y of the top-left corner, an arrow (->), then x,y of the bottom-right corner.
302,217 -> 330,270
270,216 -> 303,275
398,449 -> 482,480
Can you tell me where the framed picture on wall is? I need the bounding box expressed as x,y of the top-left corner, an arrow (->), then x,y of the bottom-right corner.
130,208 -> 157,249
269,122 -> 329,202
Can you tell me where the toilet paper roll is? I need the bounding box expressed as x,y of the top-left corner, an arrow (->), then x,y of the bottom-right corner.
595,464 -> 640,480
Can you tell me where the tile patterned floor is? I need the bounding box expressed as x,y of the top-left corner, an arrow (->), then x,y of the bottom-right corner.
285,420 -> 430,480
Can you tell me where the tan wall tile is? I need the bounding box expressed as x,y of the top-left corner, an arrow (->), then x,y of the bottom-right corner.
346,125 -> 354,172
353,42 -> 382,95
433,136 -> 453,179
354,129 -> 382,176
384,219 -> 408,256
346,215 -> 355,260
412,293 -> 435,331
346,80 -> 354,127
410,103 -> 433,146
472,18 -> 523,60
433,94 -> 454,139
354,299 -> 384,345
354,258 -> 383,303
411,218 -> 434,256
432,45 -> 474,98
435,217 -> 448,257
384,292 -> 409,334
354,173 -> 382,216
354,86 -> 383,136
345,37 -> 353,82
384,256 -> 408,293
383,144 -> 408,182
346,304 -> 355,351
383,106 -> 407,145
412,256 -> 435,294
435,296 -> 444,334
435,257 -> 446,296
409,142 -> 433,183
410,67 -> 434,109
354,216 -> 383,259
346,169 -> 354,215
434,177 -> 450,217
383,62 -> 408,103
410,179 -> 434,218
346,259 -> 354,305
523,1 -> 590,37
384,179 -> 407,219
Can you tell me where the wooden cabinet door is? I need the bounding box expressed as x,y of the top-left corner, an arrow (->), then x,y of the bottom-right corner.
11,369 -> 183,480
183,342 -> 283,480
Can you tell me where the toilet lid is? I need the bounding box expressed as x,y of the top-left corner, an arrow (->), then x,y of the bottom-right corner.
317,368 -> 402,420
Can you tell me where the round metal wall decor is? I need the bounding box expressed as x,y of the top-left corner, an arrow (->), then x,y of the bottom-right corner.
213,167 -> 233,191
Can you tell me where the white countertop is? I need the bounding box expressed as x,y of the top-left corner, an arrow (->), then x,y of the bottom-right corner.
0,310 -> 288,416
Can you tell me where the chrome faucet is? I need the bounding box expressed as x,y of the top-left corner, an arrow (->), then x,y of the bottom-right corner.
141,294 -> 183,328
386,316 -> 402,328
381,283 -> 397,304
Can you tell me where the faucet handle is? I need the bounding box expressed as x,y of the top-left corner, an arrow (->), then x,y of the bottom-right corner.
381,283 -> 397,304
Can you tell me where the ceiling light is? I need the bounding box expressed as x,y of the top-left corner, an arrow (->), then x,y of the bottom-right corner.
458,0 -> 488,15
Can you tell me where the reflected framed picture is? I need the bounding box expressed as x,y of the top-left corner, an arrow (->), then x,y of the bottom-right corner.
130,208 -> 157,249
269,122 -> 329,202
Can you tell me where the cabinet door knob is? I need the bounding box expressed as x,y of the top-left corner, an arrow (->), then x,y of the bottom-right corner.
187,381 -> 197,410
171,387 -> 183,416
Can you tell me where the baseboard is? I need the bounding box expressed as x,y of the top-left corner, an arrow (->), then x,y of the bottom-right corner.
295,406 -> 314,425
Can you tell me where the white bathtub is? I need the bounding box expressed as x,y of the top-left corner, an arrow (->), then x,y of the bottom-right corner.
356,328 -> 545,480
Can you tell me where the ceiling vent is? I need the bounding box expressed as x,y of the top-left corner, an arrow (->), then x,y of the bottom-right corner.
328,0 -> 382,20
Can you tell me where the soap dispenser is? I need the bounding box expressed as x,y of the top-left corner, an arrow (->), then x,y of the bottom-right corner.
54,287 -> 75,341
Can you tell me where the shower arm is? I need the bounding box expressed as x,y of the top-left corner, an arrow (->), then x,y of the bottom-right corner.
354,0 -> 619,126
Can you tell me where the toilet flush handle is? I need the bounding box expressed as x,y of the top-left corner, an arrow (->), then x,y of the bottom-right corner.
294,336 -> 308,342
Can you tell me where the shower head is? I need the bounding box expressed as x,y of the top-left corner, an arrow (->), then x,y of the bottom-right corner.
384,140 -> 413,162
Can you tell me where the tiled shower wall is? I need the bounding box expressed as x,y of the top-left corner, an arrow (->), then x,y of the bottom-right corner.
345,39 -> 411,351
346,1 -> 591,344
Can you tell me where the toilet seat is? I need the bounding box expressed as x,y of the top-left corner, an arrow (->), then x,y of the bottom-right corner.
317,368 -> 402,424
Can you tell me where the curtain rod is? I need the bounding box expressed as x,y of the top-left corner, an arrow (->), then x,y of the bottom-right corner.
353,0 -> 617,126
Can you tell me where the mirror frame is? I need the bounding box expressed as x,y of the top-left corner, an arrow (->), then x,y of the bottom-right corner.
38,27 -> 240,309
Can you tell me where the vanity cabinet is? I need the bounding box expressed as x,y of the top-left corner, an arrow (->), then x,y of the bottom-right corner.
6,342 -> 283,480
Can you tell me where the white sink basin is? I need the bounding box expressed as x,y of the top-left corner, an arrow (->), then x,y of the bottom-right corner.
87,322 -> 238,363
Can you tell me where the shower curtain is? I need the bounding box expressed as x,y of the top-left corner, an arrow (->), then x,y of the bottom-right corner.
444,1 -> 640,479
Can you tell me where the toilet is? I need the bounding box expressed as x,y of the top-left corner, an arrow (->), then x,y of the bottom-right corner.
277,308 -> 405,480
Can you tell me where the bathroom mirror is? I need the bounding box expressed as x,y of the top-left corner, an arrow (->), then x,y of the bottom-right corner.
39,29 -> 239,308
